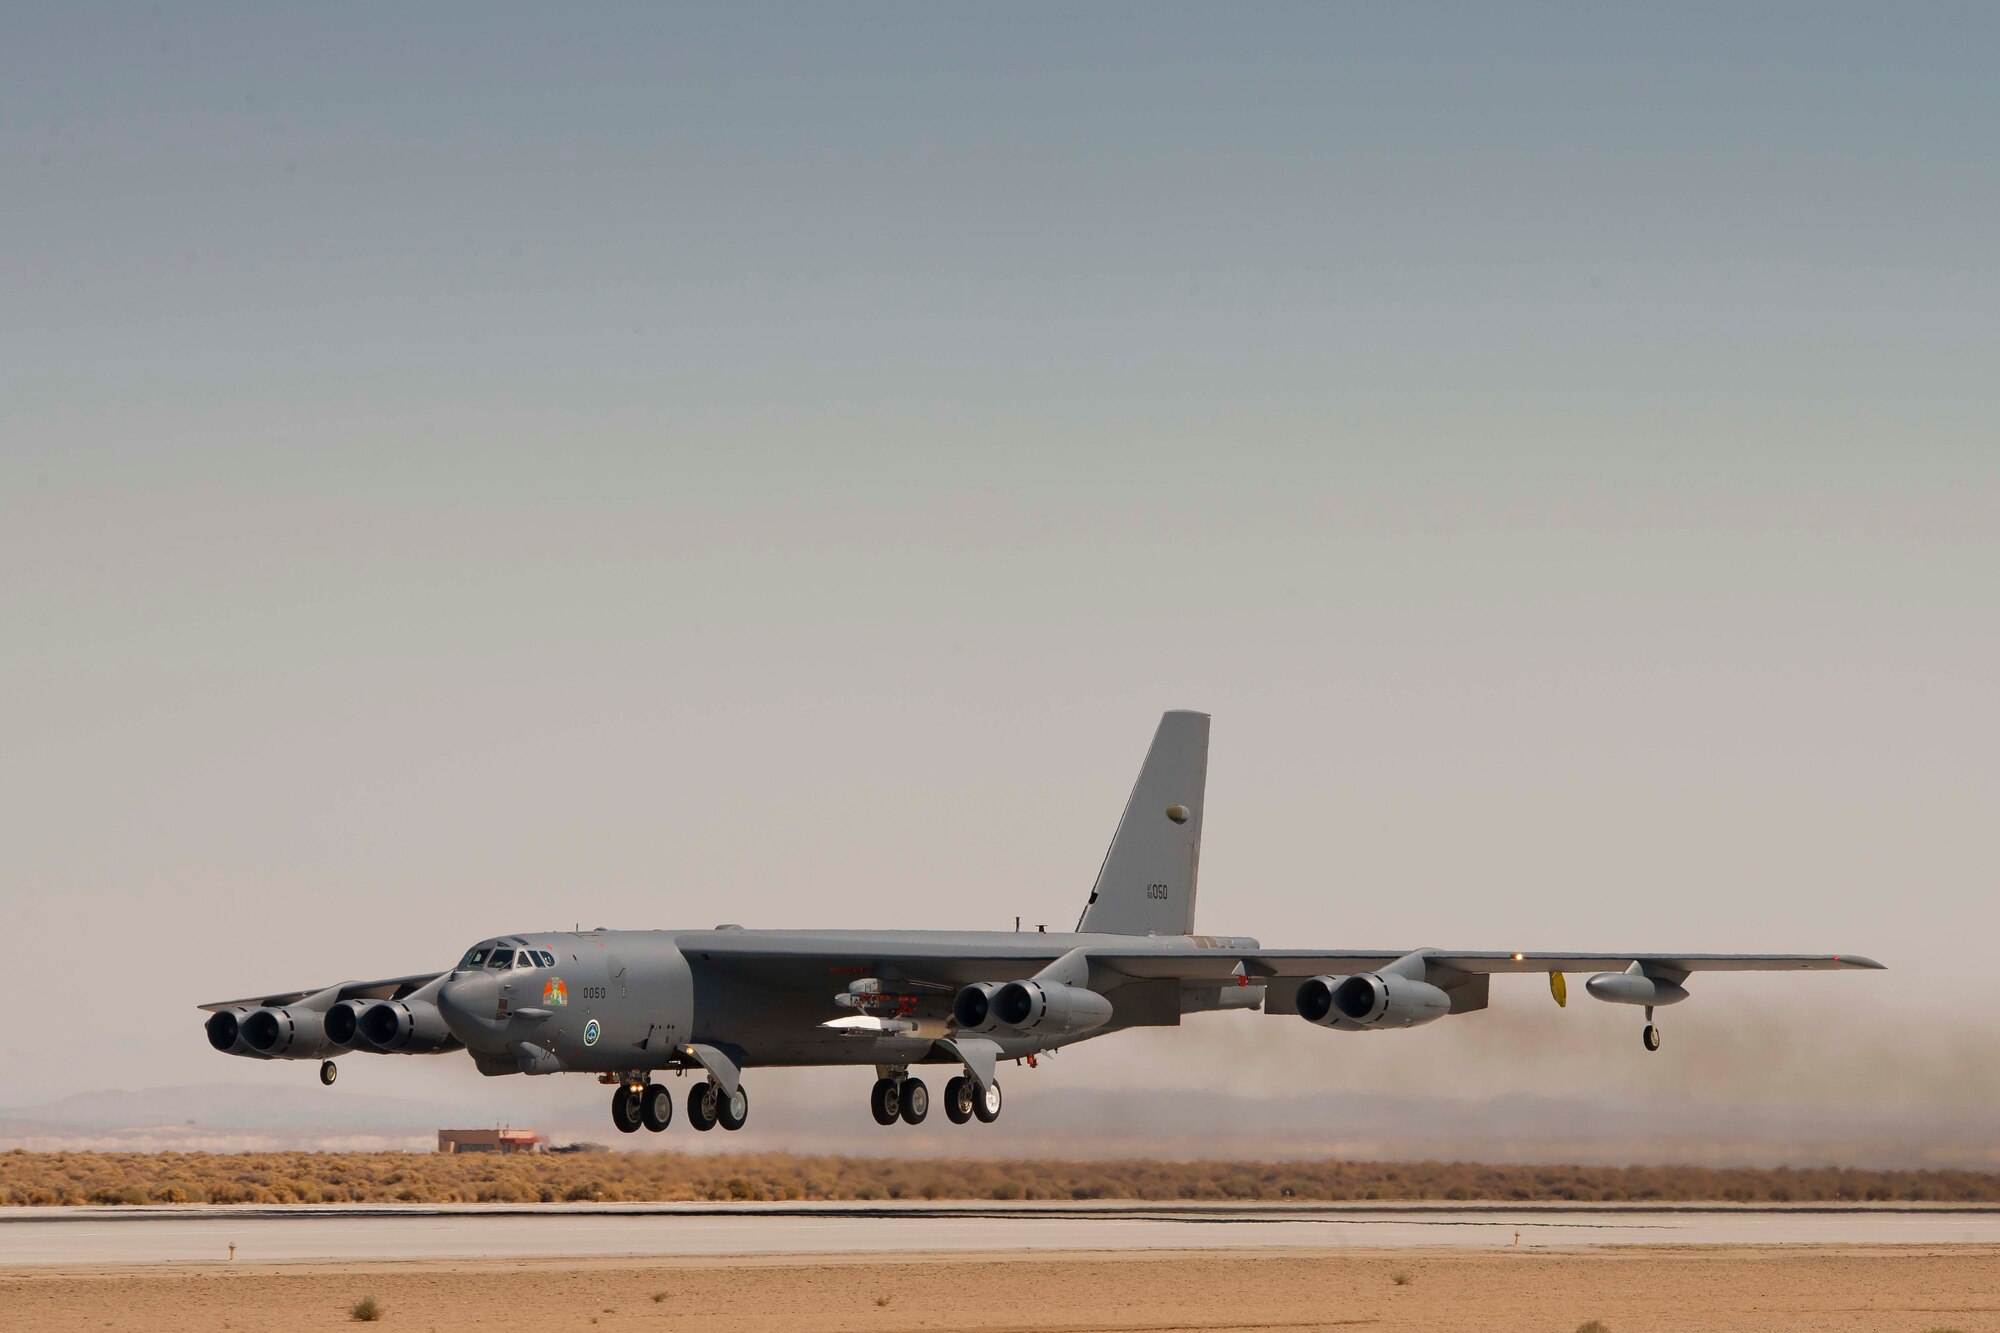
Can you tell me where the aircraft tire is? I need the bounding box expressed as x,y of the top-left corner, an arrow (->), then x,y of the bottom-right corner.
972,1078 -> 1002,1124
611,1085 -> 643,1134
319,1060 -> 338,1087
641,1083 -> 674,1132
1642,1023 -> 1662,1052
943,1075 -> 974,1124
869,1076 -> 901,1126
717,1085 -> 749,1131
898,1077 -> 928,1126
687,1080 -> 720,1131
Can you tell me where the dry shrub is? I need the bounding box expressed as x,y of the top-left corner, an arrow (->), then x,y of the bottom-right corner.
1,1151 -> 1998,1208
350,1295 -> 382,1322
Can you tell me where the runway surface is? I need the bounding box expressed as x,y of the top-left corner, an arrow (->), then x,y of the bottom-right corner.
8,1201 -> 2000,1266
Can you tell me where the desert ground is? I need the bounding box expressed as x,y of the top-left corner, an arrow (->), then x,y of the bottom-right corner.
5,1246 -> 1998,1333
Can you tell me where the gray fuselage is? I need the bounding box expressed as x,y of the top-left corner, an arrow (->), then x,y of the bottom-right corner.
438,926 -> 1261,1077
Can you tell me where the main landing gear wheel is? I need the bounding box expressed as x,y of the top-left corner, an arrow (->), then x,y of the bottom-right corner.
611,1084 -> 644,1134
943,1075 -> 975,1124
972,1078 -> 1002,1124
641,1083 -> 674,1132
869,1076 -> 902,1126
688,1080 -> 720,1131
898,1077 -> 929,1126
319,1060 -> 338,1087
717,1085 -> 749,1132
1642,1023 -> 1663,1052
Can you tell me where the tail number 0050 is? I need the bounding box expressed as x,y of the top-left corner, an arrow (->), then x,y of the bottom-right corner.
1146,883 -> 1170,900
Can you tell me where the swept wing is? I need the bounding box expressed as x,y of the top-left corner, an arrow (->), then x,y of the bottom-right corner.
197,971 -> 446,1012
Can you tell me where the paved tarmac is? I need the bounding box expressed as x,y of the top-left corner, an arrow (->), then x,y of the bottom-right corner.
6,1201 -> 2000,1266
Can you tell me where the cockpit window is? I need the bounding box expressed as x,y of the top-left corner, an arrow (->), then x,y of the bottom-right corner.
538,951 -> 556,967
514,951 -> 536,969
461,947 -> 490,969
486,948 -> 515,969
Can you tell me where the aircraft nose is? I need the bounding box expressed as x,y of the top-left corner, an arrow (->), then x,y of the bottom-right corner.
437,971 -> 506,1049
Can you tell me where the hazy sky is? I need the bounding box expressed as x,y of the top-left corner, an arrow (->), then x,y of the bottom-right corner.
3,6 -> 1995,1148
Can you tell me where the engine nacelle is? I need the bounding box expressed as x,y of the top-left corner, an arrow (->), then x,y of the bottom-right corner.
323,999 -> 369,1048
951,982 -> 1003,1033
204,1007 -> 265,1058
1297,972 -> 1450,1030
990,980 -> 1114,1038
241,1006 -> 337,1059
357,999 -> 460,1054
1584,971 -> 1689,1007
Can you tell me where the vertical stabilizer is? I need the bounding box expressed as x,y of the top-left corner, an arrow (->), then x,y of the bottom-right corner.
1076,711 -> 1208,936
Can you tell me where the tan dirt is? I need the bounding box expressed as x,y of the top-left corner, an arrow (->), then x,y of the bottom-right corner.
3,1245 -> 1998,1333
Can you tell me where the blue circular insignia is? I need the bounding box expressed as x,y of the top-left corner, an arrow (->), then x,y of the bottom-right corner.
583,1019 -> 601,1047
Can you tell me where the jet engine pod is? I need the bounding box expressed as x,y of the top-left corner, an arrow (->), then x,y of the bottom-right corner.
204,1007 -> 264,1058
1296,973 -> 1449,1030
357,999 -> 460,1054
990,980 -> 1113,1038
241,1006 -> 333,1058
324,999 -> 369,1048
1584,971 -> 1690,1007
952,982 -> 1002,1033
1295,975 -> 1350,1027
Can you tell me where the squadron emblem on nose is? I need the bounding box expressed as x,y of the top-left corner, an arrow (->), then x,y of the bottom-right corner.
543,978 -> 568,1007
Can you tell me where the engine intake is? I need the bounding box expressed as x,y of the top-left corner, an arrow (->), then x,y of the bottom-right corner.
951,982 -> 1001,1033
1297,973 -> 1450,1030
324,999 -> 368,1048
204,1007 -> 263,1058
240,1006 -> 335,1059
357,999 -> 459,1054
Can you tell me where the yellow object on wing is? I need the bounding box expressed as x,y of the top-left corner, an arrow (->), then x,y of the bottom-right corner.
1549,971 -> 1568,1008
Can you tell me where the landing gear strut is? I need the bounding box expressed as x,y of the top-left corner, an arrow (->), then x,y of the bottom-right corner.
610,1083 -> 644,1134
319,1060 -> 338,1087
1642,1005 -> 1662,1052
688,1080 -> 720,1131
943,1075 -> 975,1124
869,1076 -> 902,1126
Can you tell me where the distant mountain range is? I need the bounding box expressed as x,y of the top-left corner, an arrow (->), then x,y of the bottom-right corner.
3,1082 -> 1994,1168
0,1083 -> 526,1152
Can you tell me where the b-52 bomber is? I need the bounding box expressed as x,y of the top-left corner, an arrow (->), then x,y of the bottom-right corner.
202,712 -> 1883,1135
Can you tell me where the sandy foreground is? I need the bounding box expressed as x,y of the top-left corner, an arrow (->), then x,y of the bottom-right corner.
4,1246 -> 1999,1333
